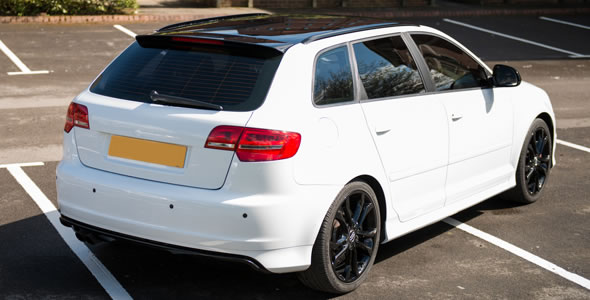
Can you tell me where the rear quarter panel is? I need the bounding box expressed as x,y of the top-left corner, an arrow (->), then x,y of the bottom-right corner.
245,41 -> 399,238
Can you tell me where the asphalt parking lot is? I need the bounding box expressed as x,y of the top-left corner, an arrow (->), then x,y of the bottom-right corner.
1,15 -> 589,299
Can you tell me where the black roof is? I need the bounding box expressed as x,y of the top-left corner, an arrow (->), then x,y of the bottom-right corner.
147,14 -> 405,52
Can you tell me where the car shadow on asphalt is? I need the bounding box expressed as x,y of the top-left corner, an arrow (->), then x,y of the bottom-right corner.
89,239 -> 334,299
0,194 -> 528,299
375,195 -> 527,265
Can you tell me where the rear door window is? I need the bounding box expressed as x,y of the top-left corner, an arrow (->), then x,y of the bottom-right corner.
313,46 -> 354,106
353,36 -> 425,99
90,42 -> 282,112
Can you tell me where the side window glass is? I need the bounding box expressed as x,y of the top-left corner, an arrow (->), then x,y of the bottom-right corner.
314,46 -> 354,105
353,36 -> 425,99
411,34 -> 489,91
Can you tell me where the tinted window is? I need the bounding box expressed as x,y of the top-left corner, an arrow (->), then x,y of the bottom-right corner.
411,34 -> 489,91
314,46 -> 354,105
353,36 -> 425,99
90,42 -> 281,112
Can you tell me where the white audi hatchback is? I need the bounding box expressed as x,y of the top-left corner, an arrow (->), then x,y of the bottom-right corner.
57,14 -> 556,293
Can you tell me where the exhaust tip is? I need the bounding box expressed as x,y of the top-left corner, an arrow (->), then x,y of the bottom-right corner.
75,232 -> 87,243
59,217 -> 72,228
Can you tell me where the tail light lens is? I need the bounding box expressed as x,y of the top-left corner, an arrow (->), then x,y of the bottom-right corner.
64,102 -> 89,133
205,126 -> 301,162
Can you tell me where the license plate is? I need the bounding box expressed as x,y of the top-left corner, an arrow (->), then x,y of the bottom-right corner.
108,135 -> 187,168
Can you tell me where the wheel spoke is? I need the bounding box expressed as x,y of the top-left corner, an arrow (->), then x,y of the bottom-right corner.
540,135 -> 548,153
535,175 -> 542,193
358,255 -> 370,274
528,173 -> 537,194
345,196 -> 354,223
344,265 -> 352,281
532,132 -> 539,154
525,167 -> 535,181
357,228 -> 377,238
335,209 -> 348,230
358,202 -> 374,227
345,247 -> 354,281
536,165 -> 546,177
333,243 -> 349,266
357,240 -> 373,255
352,194 -> 364,225
330,236 -> 347,251
527,143 -> 536,157
351,247 -> 359,277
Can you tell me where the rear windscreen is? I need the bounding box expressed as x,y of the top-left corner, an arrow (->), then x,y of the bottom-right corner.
90,42 -> 282,111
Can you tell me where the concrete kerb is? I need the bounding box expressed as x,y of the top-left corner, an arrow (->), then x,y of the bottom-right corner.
1,7 -> 590,24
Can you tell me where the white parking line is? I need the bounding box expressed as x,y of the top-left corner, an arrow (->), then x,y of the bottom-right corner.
443,18 -> 589,58
557,139 -> 590,153
0,162 -> 44,168
2,162 -> 132,300
114,25 -> 137,38
444,217 -> 590,290
0,40 -> 50,75
540,16 -> 590,30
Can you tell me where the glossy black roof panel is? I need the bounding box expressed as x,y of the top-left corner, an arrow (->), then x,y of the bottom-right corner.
151,14 -> 404,51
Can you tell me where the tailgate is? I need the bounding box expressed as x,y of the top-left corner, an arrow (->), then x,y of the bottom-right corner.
74,91 -> 251,189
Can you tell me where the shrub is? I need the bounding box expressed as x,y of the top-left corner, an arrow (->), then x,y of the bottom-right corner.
0,0 -> 138,16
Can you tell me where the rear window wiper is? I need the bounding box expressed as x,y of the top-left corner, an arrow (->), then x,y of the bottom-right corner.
150,90 -> 223,111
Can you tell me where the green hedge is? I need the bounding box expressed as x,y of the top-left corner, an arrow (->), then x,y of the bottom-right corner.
0,0 -> 138,16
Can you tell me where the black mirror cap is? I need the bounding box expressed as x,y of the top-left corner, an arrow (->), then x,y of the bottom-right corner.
493,64 -> 522,87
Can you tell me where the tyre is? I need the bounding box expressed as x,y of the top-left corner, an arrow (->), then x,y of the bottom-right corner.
505,118 -> 552,204
298,181 -> 381,294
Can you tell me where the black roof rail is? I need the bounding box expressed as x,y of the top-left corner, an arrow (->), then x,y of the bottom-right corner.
301,22 -> 405,44
156,13 -> 270,32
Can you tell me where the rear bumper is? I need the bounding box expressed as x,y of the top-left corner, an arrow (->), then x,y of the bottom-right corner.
56,152 -> 339,273
60,215 -> 268,272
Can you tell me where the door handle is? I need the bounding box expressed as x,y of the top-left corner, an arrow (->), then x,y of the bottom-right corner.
375,125 -> 391,135
451,113 -> 463,121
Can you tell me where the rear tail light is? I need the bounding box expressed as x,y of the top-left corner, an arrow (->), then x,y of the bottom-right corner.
64,102 -> 89,133
205,126 -> 301,162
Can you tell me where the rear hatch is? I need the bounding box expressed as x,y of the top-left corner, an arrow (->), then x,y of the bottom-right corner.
74,37 -> 282,189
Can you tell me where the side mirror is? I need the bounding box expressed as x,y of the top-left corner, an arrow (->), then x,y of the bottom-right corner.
493,64 -> 521,87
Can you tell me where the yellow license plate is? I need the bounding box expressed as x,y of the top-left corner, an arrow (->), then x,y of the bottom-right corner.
108,135 -> 187,168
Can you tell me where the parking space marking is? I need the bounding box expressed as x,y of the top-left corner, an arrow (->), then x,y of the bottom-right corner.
2,162 -> 132,300
0,161 -> 44,168
557,139 -> 590,153
540,16 -> 590,30
0,40 -> 50,75
114,25 -> 137,38
443,18 -> 589,58
444,217 -> 590,290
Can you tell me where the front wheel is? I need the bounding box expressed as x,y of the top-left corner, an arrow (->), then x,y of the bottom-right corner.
297,181 -> 381,294
505,118 -> 552,203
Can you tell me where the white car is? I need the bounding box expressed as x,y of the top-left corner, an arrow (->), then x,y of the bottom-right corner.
57,14 -> 556,293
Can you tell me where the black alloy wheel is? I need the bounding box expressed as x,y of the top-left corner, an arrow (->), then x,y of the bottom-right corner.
298,181 -> 381,294
505,118 -> 552,204
330,190 -> 378,283
525,125 -> 551,195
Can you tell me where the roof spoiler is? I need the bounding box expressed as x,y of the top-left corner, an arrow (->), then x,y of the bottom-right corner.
156,13 -> 270,32
135,34 -> 284,57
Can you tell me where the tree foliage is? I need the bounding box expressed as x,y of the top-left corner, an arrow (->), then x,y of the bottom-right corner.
0,0 -> 137,16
